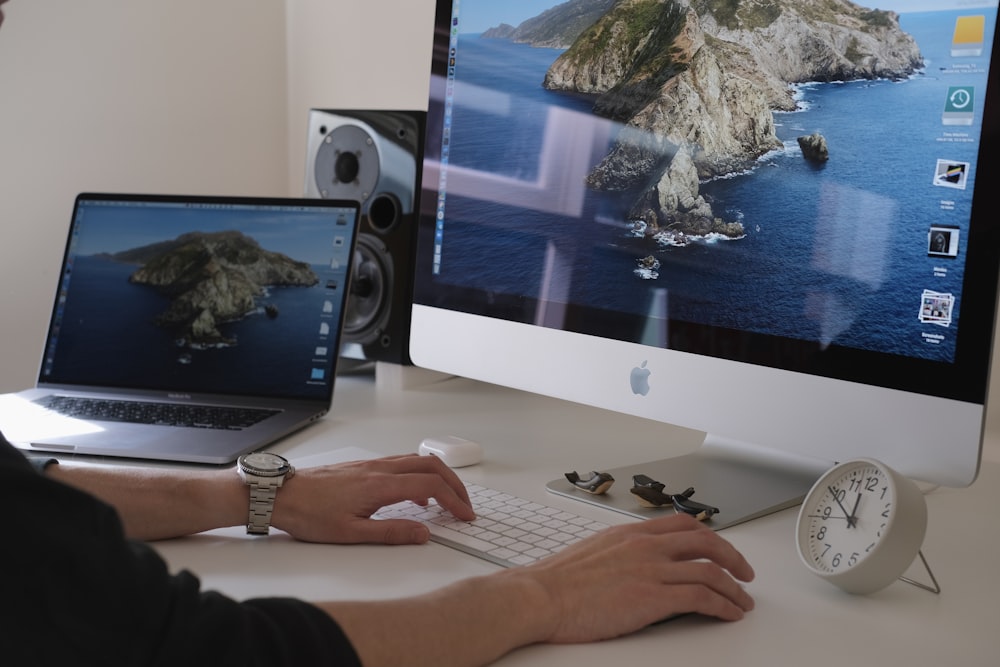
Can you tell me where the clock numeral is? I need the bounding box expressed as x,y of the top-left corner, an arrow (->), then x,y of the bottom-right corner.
848,552 -> 859,567
816,526 -> 827,541
831,552 -> 843,568
865,476 -> 879,492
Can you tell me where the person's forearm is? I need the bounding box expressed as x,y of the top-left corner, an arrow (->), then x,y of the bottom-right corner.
46,464 -> 246,540
319,569 -> 554,667
40,454 -> 477,544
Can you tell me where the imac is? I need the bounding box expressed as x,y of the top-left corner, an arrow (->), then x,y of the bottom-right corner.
410,0 -> 1000,527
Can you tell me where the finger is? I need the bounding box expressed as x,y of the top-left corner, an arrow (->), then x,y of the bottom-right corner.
367,472 -> 476,521
563,526 -> 755,606
353,454 -> 473,504
656,530 -> 756,583
653,582 -> 753,622
613,517 -> 755,582
654,560 -> 756,613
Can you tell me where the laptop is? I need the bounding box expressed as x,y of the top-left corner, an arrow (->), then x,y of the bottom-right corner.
1,192 -> 360,464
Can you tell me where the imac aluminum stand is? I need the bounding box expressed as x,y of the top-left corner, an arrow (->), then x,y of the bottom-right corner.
545,434 -> 831,530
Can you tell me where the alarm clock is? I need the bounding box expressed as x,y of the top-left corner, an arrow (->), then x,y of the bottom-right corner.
795,458 -> 929,594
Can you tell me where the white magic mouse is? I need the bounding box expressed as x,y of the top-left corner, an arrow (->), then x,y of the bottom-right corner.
418,435 -> 483,468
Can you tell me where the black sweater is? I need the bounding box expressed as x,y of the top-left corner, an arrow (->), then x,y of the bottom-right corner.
1,432 -> 361,666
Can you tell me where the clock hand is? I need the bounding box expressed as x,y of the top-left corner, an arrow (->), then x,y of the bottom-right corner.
846,493 -> 862,529
827,486 -> 856,528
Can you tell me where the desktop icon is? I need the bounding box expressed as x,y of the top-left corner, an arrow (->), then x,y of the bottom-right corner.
319,322 -> 330,336
629,361 -> 652,396
928,225 -> 960,258
932,159 -> 969,189
918,290 -> 954,327
951,15 -> 986,57
315,346 -> 329,357
310,368 -> 326,381
942,86 -> 975,125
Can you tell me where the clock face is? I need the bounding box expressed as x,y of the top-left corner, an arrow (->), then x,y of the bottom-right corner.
796,458 -> 928,594
798,460 -> 894,575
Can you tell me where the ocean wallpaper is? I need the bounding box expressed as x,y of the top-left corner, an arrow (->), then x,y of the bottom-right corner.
431,0 -> 997,363
43,202 -> 352,399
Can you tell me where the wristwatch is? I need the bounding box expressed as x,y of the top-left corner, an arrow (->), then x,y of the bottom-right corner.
237,451 -> 295,535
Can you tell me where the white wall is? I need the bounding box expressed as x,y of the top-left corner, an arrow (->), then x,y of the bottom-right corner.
1,0 -> 998,462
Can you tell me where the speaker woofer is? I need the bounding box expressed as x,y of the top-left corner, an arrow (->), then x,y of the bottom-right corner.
343,235 -> 394,348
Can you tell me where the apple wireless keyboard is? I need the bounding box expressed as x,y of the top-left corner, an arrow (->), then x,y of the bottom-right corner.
373,483 -> 611,568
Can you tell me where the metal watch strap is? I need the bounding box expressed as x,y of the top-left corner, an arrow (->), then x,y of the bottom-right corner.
245,479 -> 280,535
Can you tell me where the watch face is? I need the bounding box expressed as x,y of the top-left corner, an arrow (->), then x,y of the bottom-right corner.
241,451 -> 289,475
797,460 -> 894,575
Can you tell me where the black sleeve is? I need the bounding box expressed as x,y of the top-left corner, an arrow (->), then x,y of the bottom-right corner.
23,452 -> 59,473
1,432 -> 362,666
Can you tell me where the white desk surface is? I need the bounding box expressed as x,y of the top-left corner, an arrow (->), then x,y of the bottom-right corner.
146,372 -> 998,666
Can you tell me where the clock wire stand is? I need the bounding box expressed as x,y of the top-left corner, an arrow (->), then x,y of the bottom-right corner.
900,550 -> 941,594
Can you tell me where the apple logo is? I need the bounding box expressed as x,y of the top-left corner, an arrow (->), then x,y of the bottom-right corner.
629,360 -> 651,396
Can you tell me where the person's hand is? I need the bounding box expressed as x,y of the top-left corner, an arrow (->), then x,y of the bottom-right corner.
323,512 -> 754,667
272,454 -> 475,545
510,513 -> 755,643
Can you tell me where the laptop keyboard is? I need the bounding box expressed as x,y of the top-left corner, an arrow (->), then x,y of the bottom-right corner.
373,483 -> 611,568
35,395 -> 279,430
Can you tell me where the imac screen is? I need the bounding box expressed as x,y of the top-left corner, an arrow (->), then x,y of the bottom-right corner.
412,0 -> 1000,518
